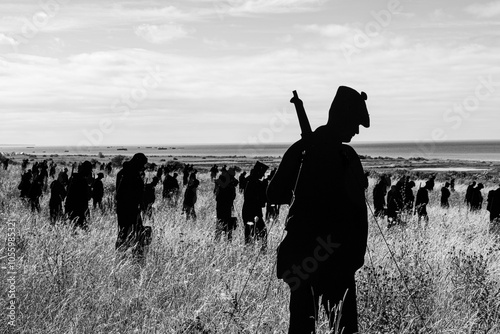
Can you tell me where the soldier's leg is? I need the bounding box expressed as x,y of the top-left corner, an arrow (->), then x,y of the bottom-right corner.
321,273 -> 359,334
288,284 -> 319,334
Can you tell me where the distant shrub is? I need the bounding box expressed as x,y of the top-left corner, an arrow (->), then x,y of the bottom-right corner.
111,155 -> 127,167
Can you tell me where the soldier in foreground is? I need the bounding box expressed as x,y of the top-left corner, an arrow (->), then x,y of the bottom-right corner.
267,86 -> 370,334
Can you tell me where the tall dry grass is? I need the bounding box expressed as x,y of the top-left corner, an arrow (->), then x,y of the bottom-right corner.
1,166 -> 499,334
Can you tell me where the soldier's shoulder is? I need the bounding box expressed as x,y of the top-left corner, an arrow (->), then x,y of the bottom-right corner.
341,144 -> 362,161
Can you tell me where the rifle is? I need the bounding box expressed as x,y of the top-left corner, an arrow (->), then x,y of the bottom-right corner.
288,90 -> 312,209
290,90 -> 312,139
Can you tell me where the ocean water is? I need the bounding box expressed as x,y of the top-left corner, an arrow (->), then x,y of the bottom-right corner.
1,141 -> 500,161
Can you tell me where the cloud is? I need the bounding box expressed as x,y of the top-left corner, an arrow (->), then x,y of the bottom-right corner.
134,23 -> 193,44
0,32 -> 19,46
465,1 -> 500,18
298,24 -> 353,38
212,0 -> 327,16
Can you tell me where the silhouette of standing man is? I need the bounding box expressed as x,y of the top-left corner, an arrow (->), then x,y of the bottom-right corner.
267,86 -> 369,334
115,153 -> 148,261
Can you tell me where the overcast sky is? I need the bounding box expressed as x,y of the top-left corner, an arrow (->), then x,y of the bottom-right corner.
1,0 -> 499,147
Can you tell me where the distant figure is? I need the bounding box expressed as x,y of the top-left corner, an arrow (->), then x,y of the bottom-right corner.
465,181 -> 476,208
214,168 -> 238,241
210,164 -> 219,181
265,168 -> 280,221
49,178 -> 66,223
105,162 -> 112,175
163,172 -> 180,205
450,178 -> 455,192
386,185 -> 401,227
115,153 -> 148,261
373,176 -> 388,217
91,173 -> 104,210
470,183 -> 484,212
238,171 -> 247,193
183,172 -> 199,220
49,162 -> 56,179
18,170 -> 32,198
2,158 -> 9,170
440,182 -> 451,208
403,180 -> 415,214
487,185 -> 500,226
267,86 -> 370,334
415,180 -> 433,223
65,161 -> 92,229
21,159 -> 28,171
28,175 -> 44,212
182,164 -> 191,186
142,176 -> 159,218
156,166 -> 163,180
242,161 -> 268,247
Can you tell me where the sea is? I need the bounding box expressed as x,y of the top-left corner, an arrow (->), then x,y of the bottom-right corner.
1,140 -> 500,161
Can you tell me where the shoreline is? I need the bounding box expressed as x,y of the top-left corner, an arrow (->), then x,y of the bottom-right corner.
2,151 -> 499,177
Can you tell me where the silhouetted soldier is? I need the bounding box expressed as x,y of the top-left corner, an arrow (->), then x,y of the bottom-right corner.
215,168 -> 238,241
373,176 -> 388,217
487,185 -> 500,227
142,176 -> 159,218
440,182 -> 451,208
65,161 -> 92,229
115,161 -> 129,190
163,171 -> 180,205
210,164 -> 219,181
18,170 -> 32,198
238,171 -> 247,193
265,168 -> 280,221
183,172 -> 199,220
91,173 -> 104,210
465,181 -> 476,208
49,162 -> 56,178
267,86 -> 369,334
470,183 -> 484,212
242,161 -> 268,247
403,180 -> 415,214
156,165 -> 163,180
21,159 -> 28,171
28,175 -> 44,212
106,162 -> 112,175
415,180 -> 432,223
58,168 -> 69,188
2,158 -> 9,170
116,153 -> 148,260
182,164 -> 191,186
386,184 -> 401,227
49,178 -> 66,223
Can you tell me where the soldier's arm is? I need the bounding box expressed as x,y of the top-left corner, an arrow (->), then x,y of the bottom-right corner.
266,140 -> 303,205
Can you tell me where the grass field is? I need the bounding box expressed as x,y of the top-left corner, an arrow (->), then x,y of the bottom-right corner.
1,164 -> 499,334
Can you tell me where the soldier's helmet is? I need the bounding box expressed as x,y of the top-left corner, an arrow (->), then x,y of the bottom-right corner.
327,86 -> 370,128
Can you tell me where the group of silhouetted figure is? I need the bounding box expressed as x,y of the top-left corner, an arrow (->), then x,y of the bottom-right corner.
373,174 -> 500,228
11,156 -> 285,257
